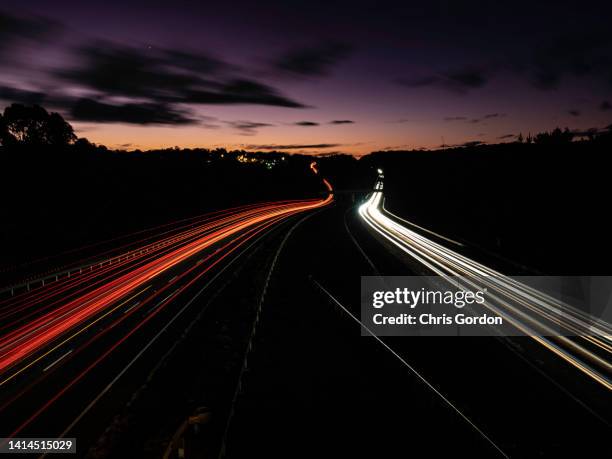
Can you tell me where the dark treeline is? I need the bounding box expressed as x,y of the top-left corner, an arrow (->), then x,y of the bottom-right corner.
1,102 -> 611,275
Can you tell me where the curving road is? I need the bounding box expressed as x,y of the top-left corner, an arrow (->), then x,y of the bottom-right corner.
0,191 -> 332,443
359,172 -> 612,390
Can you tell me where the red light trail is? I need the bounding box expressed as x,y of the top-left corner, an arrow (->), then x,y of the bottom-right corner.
0,184 -> 333,438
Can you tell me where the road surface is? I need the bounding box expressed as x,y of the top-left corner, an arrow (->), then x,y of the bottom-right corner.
0,173 -> 609,457
359,173 -> 611,390
0,194 -> 332,449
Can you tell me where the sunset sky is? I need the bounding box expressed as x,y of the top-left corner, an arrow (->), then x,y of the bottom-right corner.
1,0 -> 611,155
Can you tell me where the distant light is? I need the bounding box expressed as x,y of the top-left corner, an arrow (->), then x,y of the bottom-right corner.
377,168 -> 383,174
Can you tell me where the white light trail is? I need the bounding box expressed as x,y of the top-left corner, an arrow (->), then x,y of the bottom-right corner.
359,183 -> 612,389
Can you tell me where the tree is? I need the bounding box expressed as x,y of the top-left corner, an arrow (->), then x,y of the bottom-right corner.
0,113 -> 16,146
47,112 -> 77,145
2,104 -> 76,146
534,127 -> 573,145
74,137 -> 93,149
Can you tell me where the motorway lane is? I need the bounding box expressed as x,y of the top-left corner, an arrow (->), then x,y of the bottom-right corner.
225,194 -> 610,457
224,199 -> 502,458
359,175 -> 612,390
0,201 -> 280,287
354,181 -> 611,454
0,199 -> 320,295
0,195 -> 332,450
1,172 -> 609,457
0,200 -> 328,379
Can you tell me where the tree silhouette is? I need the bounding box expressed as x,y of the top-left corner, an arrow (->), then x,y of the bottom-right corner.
0,113 -> 16,146
47,112 -> 78,145
534,127 -> 573,145
2,104 -> 76,146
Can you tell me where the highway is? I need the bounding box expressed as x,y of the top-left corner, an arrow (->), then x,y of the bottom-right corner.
216,193 -> 610,457
0,167 -> 610,457
0,190 -> 332,446
359,172 -> 612,390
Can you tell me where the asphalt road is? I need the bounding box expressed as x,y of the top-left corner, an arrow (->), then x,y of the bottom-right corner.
0,188 -> 609,457
0,197 -> 331,456
224,194 -> 610,457
360,176 -> 611,389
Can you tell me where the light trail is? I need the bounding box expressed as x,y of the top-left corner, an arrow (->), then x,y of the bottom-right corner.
0,218 -> 282,417
0,163 -> 334,442
0,200 -> 320,315
2,209 -> 294,438
0,199 -> 314,316
0,196 -> 332,384
358,175 -> 612,390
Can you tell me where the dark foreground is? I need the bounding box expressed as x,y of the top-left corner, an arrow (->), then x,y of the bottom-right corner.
0,196 -> 609,458
223,197 -> 610,458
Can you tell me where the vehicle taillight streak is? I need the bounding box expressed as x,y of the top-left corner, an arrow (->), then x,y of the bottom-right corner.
0,189 -> 333,438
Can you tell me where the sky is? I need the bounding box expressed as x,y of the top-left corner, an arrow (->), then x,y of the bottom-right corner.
1,0 -> 611,155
